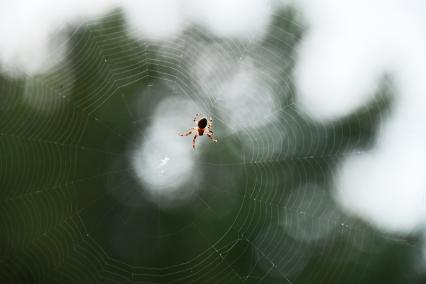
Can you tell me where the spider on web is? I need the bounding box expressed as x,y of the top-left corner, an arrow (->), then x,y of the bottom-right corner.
179,113 -> 218,149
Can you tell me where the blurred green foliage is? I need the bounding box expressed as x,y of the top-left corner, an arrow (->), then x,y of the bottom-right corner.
0,8 -> 422,284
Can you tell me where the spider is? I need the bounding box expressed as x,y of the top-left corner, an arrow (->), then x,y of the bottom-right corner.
179,113 -> 218,149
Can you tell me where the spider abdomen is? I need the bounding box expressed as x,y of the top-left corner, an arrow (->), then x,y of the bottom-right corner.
197,118 -> 207,129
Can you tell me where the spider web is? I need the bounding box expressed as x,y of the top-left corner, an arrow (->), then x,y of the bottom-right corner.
0,8 -> 420,284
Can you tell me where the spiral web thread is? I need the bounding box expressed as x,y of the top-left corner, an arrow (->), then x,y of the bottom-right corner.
0,9 -> 413,284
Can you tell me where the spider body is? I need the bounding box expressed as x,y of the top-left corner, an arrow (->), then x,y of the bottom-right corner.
197,118 -> 208,136
179,114 -> 218,149
197,118 -> 208,130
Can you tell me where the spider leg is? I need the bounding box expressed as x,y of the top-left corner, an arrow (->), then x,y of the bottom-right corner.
192,134 -> 199,149
193,113 -> 201,124
206,131 -> 218,143
179,128 -> 195,136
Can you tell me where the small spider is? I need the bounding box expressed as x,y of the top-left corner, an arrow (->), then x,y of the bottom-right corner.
179,113 -> 218,149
